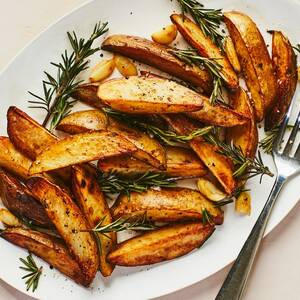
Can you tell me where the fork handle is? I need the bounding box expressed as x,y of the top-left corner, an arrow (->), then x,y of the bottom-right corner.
215,175 -> 286,300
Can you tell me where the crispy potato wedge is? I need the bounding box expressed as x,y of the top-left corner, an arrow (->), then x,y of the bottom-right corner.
0,137 -> 32,180
98,76 -> 204,114
72,166 -> 116,277
57,110 -> 166,169
235,191 -> 251,215
265,31 -> 298,130
101,34 -> 213,94
224,12 -> 277,119
227,88 -> 258,158
107,222 -> 215,266
1,227 -> 89,286
56,110 -> 109,134
112,187 -> 224,224
30,131 -> 137,174
71,83 -> 102,108
162,114 -> 236,194
224,36 -> 241,73
98,146 -> 207,178
171,14 -> 238,89
0,209 -> 22,227
0,169 -> 51,227
187,99 -> 249,127
26,176 -> 99,284
7,106 -> 58,160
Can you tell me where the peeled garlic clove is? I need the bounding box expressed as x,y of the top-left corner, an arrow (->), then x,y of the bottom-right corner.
151,24 -> 178,45
114,55 -> 138,77
0,208 -> 22,227
197,178 -> 227,202
89,58 -> 115,83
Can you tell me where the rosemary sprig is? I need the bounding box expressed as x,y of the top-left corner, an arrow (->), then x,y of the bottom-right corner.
176,0 -> 224,48
201,209 -> 213,224
85,215 -> 156,236
259,127 -> 279,154
97,171 -> 178,196
171,49 -> 226,105
29,21 -> 108,130
206,134 -> 273,181
19,253 -> 43,292
103,107 -> 212,146
293,44 -> 300,53
214,186 -> 250,208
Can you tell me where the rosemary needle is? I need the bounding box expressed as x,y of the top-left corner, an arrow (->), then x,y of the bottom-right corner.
19,253 -> 43,292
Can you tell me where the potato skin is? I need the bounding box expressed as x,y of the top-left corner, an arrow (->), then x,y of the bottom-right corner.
72,166 -> 116,277
112,187 -> 224,225
171,14 -> 238,89
101,34 -> 213,94
98,76 -> 204,114
227,88 -> 258,158
265,31 -> 298,131
29,131 -> 137,174
0,169 -> 51,227
162,114 -> 236,194
224,12 -> 277,119
1,227 -> 89,286
0,137 -> 32,180
71,83 -> 102,108
107,222 -> 215,266
26,176 -> 99,284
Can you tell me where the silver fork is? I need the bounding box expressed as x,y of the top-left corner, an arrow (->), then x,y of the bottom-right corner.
215,106 -> 300,300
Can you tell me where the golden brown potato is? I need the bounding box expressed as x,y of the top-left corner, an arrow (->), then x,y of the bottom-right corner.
89,58 -> 115,83
98,146 -> 207,178
0,137 -> 32,180
224,36 -> 241,73
56,110 -> 109,134
235,191 -> 251,215
112,187 -> 224,224
114,54 -> 138,77
151,24 -> 178,45
187,99 -> 249,127
265,31 -> 298,130
0,169 -> 51,227
98,76 -> 204,114
26,176 -> 99,284
1,227 -> 90,286
0,209 -> 22,227
72,166 -> 116,277
71,83 -> 102,108
171,14 -> 238,89
107,222 -> 215,266
7,106 -> 58,160
162,114 -> 236,194
227,88 -> 258,158
197,178 -> 227,202
29,131 -> 137,174
224,12 -> 277,120
101,35 -> 213,94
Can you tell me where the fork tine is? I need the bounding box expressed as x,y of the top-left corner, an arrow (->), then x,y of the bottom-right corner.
273,113 -> 290,152
282,111 -> 300,156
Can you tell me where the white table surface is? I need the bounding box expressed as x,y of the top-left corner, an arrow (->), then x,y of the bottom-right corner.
0,1 -> 300,299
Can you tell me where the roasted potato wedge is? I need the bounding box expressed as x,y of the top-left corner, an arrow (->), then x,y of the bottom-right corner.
98,76 -> 204,114
30,131 -> 137,174
114,54 -> 138,77
235,191 -> 251,215
101,34 -> 213,94
112,187 -> 224,224
7,106 -> 58,160
224,36 -> 241,73
1,227 -> 89,286
187,99 -> 249,127
107,222 -> 215,266
71,83 -> 102,108
57,110 -> 166,169
227,88 -> 258,158
0,169 -> 51,227
27,176 -> 99,284
162,114 -> 236,194
265,31 -> 298,130
224,12 -> 277,120
0,137 -> 32,180
56,110 -> 109,134
171,14 -> 238,89
0,209 -> 22,227
98,146 -> 207,178
89,58 -> 115,83
72,166 -> 116,277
